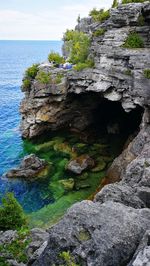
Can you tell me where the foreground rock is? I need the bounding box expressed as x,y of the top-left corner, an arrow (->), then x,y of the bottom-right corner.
33,201 -> 150,266
5,154 -> 49,179
0,228 -> 49,266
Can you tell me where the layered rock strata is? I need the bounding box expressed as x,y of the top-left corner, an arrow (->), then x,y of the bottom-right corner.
20,2 -> 150,139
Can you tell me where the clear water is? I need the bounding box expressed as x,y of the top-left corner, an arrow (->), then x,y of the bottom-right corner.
0,40 -> 62,211
0,41 -> 123,227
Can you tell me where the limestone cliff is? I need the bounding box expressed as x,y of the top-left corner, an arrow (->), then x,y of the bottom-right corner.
20,2 -> 150,139
19,2 -> 150,266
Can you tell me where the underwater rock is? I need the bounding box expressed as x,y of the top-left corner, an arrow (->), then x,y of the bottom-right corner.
5,154 -> 49,179
91,159 -> 106,172
75,179 -> 91,190
67,155 -> 95,174
59,178 -> 75,191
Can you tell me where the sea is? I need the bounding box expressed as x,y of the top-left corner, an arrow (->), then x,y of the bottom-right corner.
0,40 -> 62,212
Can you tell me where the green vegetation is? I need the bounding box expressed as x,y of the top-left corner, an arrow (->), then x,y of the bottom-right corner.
122,0 -> 147,4
55,73 -> 64,84
74,59 -> 95,71
25,64 -> 39,79
89,8 -> 110,23
0,193 -> 27,231
60,251 -> 79,266
23,130 -> 123,228
0,258 -> 9,266
64,30 -> 91,65
48,51 -> 64,64
93,28 -> 106,37
22,79 -> 31,89
122,32 -> 144,48
0,228 -> 30,264
138,15 -> 145,26
124,69 -> 132,75
112,0 -> 119,8
36,71 -> 52,84
143,69 -> 150,79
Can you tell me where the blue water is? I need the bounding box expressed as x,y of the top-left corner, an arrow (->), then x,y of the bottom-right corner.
0,40 -> 62,212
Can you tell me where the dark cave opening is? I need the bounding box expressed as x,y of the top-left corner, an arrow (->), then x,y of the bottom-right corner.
92,98 -> 143,136
68,92 -> 144,153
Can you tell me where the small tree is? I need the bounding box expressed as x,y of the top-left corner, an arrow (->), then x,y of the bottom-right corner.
0,193 -> 27,231
112,0 -> 119,8
63,30 -> 91,64
25,64 -> 39,79
48,51 -> 64,64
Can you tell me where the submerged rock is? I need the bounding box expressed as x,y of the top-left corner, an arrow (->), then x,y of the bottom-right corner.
91,159 -> 106,172
59,178 -> 75,191
5,154 -> 49,179
67,155 -> 95,174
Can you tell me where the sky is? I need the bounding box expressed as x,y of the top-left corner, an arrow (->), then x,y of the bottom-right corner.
0,0 -> 112,40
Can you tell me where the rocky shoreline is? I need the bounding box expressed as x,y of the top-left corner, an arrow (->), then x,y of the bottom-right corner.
2,2 -> 150,266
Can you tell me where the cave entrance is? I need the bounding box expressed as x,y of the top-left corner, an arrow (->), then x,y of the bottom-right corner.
69,92 -> 143,156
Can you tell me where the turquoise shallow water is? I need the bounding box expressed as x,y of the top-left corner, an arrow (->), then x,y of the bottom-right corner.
0,40 -> 62,212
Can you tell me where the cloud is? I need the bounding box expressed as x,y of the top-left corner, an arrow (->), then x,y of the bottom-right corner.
0,0 -> 112,40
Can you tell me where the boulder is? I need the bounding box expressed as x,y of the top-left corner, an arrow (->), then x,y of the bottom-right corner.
0,230 -> 18,245
59,178 -> 75,191
5,154 -> 49,179
94,183 -> 145,209
67,155 -> 95,174
128,230 -> 150,266
27,228 -> 49,264
32,201 -> 150,266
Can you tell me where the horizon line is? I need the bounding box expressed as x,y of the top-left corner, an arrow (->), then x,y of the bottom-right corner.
0,39 -> 62,41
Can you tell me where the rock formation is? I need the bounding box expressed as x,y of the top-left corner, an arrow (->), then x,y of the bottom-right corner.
19,2 -> 150,265
5,154 -> 49,179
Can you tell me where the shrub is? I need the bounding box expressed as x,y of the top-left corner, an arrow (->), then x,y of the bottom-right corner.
60,251 -> 79,266
55,73 -> 64,84
143,69 -> 150,79
93,28 -> 106,37
138,15 -> 145,26
36,71 -> 52,84
22,79 -> 31,89
0,258 -> 9,266
0,193 -> 27,231
0,228 -> 30,264
63,30 -> 91,64
125,69 -> 132,75
25,64 -> 39,79
48,51 -> 64,64
122,32 -> 144,48
74,59 -> 95,71
112,0 -> 119,8
89,8 -> 110,23
122,0 -> 146,3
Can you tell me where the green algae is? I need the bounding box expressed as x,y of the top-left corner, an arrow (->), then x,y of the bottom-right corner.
29,171 -> 105,228
21,130 -> 126,228
77,229 -> 91,242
